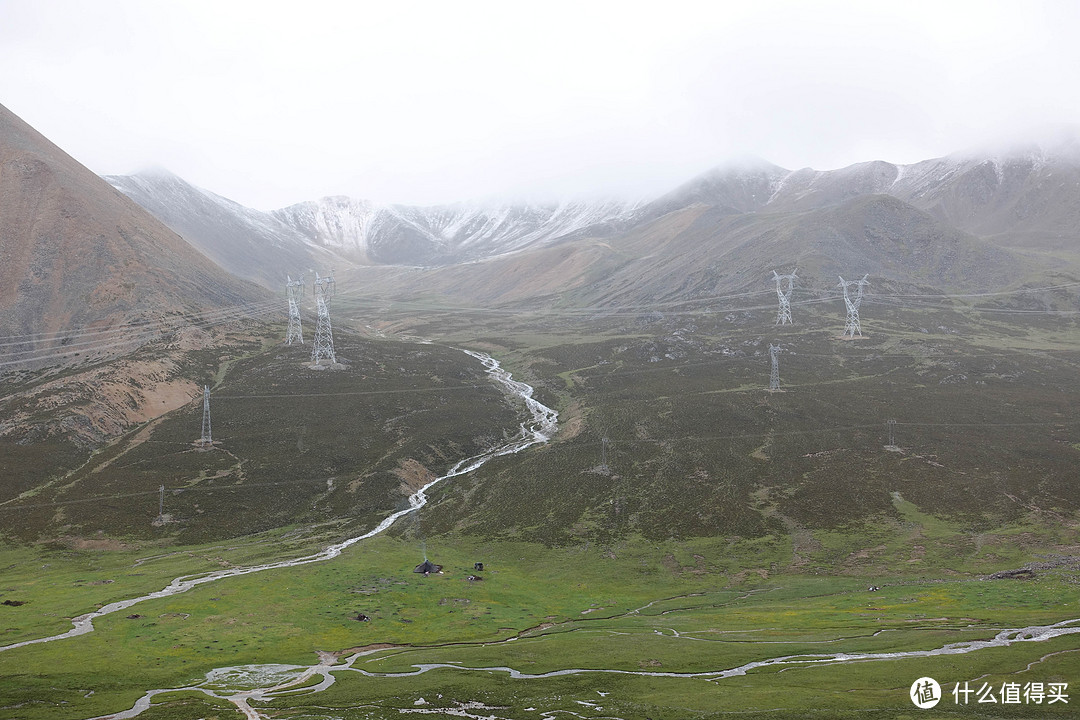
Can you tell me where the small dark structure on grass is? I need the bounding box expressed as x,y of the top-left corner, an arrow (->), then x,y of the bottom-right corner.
474,562 -> 484,571
466,574 -> 482,582
353,612 -> 370,622
989,568 -> 1035,580
414,560 -> 443,575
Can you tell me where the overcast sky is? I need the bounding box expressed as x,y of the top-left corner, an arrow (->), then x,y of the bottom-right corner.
3,0 -> 1080,210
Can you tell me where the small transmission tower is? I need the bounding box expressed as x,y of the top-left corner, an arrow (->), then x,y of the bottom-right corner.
838,274 -> 870,339
285,274 -> 305,345
772,268 -> 798,325
769,343 -> 782,391
310,270 -> 337,365
199,385 -> 212,446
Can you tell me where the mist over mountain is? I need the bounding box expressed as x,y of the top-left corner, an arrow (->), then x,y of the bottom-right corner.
270,196 -> 639,266
643,143 -> 1080,249
325,145 -> 1079,308
104,169 -> 354,290
106,136 -> 1080,298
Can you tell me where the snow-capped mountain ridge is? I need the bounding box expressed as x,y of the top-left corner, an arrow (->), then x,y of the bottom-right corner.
105,134 -> 1080,274
105,170 -> 353,289
271,196 -> 640,266
652,141 -> 1080,248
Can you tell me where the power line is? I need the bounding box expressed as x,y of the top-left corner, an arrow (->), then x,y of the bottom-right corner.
6,275 -> 1076,364
212,384 -> 483,400
0,298 -> 284,347
327,278 -> 1080,317
2,272 -> 1076,374
0,475 -> 348,513
3,276 -> 1076,354
0,299 -> 285,367
873,281 -> 1080,300
0,310 -> 269,369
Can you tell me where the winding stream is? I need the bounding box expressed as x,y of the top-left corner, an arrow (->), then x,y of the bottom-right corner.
6,350 -> 1080,719
0,349 -> 558,656
93,616 -> 1080,720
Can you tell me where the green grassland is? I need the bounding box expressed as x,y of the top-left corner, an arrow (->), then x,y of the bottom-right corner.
2,294 -> 1080,718
1,532 -> 1078,719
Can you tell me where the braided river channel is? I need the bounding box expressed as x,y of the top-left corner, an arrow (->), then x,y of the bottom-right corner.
3,350 -> 1079,719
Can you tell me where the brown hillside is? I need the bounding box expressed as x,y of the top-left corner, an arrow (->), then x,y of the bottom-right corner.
0,102 -> 269,365
340,194 -> 1030,314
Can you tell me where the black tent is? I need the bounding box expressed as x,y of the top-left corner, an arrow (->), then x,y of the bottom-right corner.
413,560 -> 442,575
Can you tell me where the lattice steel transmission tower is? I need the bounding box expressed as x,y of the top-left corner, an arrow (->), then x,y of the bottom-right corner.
310,271 -> 337,365
285,274 -> 305,345
838,274 -> 870,338
772,268 -> 798,325
769,344 -> 782,391
199,385 -> 212,446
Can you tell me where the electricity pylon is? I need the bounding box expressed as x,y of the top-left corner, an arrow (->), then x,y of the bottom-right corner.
310,271 -> 336,365
772,268 -> 798,325
769,344 -> 781,391
838,274 -> 870,338
199,385 -> 212,446
285,274 -> 305,345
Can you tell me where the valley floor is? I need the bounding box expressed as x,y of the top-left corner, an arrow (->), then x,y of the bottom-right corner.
1,524 -> 1079,719
4,299 -> 1080,718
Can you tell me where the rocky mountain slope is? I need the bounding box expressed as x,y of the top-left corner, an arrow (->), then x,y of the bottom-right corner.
104,170 -> 353,290
339,190 -> 1031,316
643,145 -> 1080,250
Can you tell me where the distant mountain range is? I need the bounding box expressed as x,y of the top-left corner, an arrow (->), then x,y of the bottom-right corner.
104,140 -> 1080,307
106,170 -> 641,272
6,93 -> 1080,358
315,146 -> 1080,308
